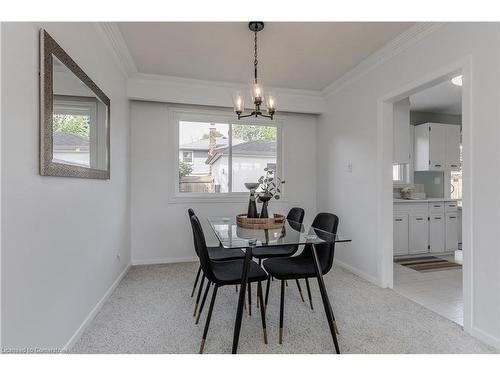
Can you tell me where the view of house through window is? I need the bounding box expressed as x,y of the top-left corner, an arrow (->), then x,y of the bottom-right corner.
52,96 -> 95,168
178,120 -> 278,193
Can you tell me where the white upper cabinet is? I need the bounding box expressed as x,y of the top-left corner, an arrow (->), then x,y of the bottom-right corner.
393,98 -> 410,164
445,125 -> 461,170
414,123 -> 461,171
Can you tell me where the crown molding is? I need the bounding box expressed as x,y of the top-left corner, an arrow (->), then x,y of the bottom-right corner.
130,72 -> 324,98
322,22 -> 445,97
96,22 -> 137,77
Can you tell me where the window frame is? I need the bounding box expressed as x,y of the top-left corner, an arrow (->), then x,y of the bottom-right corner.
168,107 -> 284,203
181,151 -> 194,164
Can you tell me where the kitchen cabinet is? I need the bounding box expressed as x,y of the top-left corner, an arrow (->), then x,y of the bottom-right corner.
445,212 -> 459,251
429,214 -> 445,253
414,123 -> 461,171
445,125 -> 461,170
409,214 -> 429,254
393,98 -> 410,164
393,200 -> 458,256
393,215 -> 409,256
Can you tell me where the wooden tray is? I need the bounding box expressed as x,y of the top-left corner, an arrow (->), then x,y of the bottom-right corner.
236,214 -> 285,229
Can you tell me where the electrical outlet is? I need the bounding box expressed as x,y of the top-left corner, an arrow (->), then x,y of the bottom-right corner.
434,177 -> 441,185
347,161 -> 353,173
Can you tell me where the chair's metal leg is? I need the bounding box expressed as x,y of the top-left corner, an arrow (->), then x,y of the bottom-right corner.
247,282 -> 252,316
279,280 -> 285,344
195,281 -> 211,324
305,278 -> 314,310
257,281 -> 268,344
193,275 -> 205,317
191,265 -> 201,297
295,279 -> 305,302
264,275 -> 271,309
310,244 -> 340,354
199,285 -> 218,354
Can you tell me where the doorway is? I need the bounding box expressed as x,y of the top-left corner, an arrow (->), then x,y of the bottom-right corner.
378,60 -> 472,331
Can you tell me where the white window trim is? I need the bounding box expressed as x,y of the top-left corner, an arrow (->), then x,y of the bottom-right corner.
167,106 -> 284,204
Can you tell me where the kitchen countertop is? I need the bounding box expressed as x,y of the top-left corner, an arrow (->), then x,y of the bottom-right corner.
393,198 -> 459,203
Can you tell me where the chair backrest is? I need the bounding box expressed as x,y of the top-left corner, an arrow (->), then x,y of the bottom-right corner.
189,215 -> 217,283
287,207 -> 305,224
302,212 -> 339,275
287,207 -> 305,248
188,208 -> 198,256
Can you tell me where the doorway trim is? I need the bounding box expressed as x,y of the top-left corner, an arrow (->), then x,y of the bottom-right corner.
377,57 -> 472,333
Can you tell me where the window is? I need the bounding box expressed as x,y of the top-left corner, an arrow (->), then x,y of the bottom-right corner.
181,151 -> 193,163
175,110 -> 280,195
393,163 -> 408,183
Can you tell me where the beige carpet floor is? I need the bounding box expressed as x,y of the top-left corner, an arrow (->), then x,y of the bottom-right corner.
71,263 -> 496,354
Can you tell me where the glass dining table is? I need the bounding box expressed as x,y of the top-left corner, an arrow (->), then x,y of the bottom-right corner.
207,216 -> 351,354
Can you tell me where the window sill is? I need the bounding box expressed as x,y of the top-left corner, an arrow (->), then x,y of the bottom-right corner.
168,193 -> 289,205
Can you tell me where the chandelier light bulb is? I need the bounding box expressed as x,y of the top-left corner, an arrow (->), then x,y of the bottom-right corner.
233,92 -> 245,113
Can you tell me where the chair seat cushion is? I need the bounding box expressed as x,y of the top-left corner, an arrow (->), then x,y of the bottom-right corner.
263,256 -> 322,280
252,245 -> 297,259
207,246 -> 245,261
212,259 -> 268,285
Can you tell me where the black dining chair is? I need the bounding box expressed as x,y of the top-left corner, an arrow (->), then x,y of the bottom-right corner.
262,212 -> 340,346
188,208 -> 245,317
190,214 -> 269,353
251,207 -> 307,306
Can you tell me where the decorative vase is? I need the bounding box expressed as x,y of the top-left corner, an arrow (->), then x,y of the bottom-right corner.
244,182 -> 260,218
258,193 -> 273,219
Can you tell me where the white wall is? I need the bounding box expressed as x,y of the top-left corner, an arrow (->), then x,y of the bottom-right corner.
317,23 -> 500,347
1,22 -> 130,350
130,101 -> 317,264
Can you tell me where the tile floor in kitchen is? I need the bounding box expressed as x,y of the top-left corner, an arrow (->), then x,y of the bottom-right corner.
393,251 -> 463,325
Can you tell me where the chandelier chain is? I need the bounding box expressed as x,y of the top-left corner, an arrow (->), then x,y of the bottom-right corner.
254,30 -> 258,83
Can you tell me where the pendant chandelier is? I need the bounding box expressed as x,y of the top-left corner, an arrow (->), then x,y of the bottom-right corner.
233,22 -> 276,120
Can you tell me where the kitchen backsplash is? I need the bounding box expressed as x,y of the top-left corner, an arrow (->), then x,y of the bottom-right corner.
414,171 -> 445,198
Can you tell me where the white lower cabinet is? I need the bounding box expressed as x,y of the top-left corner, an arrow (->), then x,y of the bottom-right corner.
429,214 -> 445,253
445,212 -> 459,251
409,214 -> 429,254
393,200 -> 458,256
393,215 -> 409,256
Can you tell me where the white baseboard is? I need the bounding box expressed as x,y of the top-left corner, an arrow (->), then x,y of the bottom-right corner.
335,259 -> 379,286
62,264 -> 131,352
469,325 -> 500,351
131,256 -> 198,266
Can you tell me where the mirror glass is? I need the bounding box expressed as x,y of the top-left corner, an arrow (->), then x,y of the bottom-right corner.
52,55 -> 108,170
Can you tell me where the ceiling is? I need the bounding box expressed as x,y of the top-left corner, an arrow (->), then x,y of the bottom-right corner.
117,22 -> 414,91
410,79 -> 462,115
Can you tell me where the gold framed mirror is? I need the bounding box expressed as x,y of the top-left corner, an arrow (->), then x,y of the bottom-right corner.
40,29 -> 110,179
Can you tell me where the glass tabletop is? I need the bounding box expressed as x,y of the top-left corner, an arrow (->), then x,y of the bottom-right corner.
207,217 -> 351,249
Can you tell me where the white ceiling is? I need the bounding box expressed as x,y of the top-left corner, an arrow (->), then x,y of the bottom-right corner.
410,79 -> 462,115
117,22 -> 413,91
